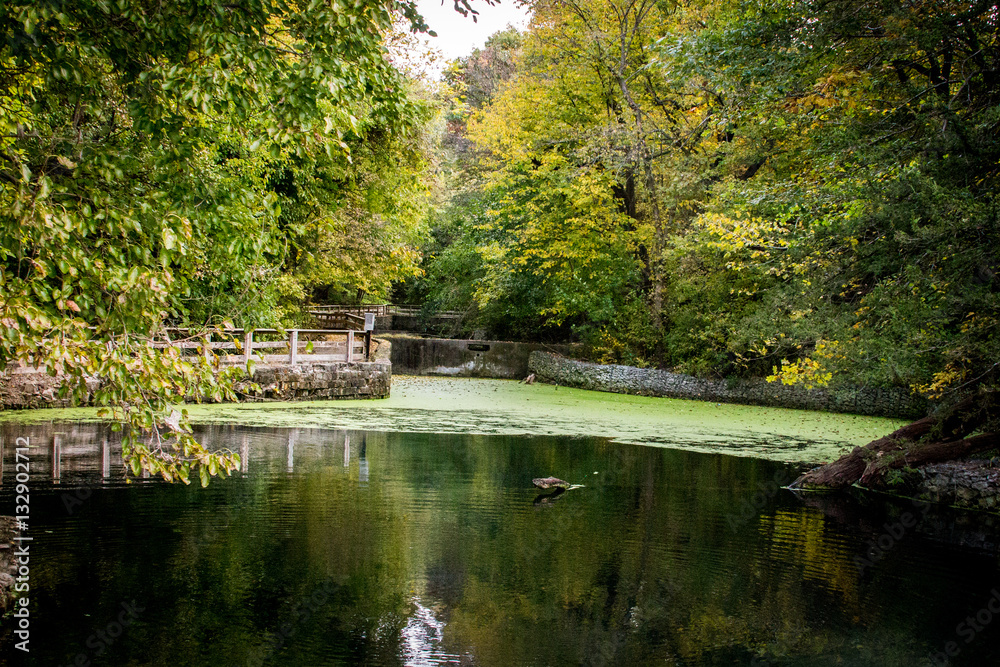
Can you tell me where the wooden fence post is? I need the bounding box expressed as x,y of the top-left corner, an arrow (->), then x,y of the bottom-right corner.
243,330 -> 253,367
346,330 -> 354,363
289,330 -> 299,364
102,437 -> 111,479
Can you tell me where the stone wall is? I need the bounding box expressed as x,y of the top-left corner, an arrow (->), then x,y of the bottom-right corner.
529,352 -> 928,419
237,362 -> 390,401
1,355 -> 391,410
0,368 -> 100,410
908,462 -> 1000,511
386,336 -> 577,379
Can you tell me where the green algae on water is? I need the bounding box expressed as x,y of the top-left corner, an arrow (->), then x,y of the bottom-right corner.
0,376 -> 904,464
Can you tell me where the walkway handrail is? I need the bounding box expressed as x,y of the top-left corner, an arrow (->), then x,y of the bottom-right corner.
308,311 -> 367,331
309,304 -> 463,319
157,328 -> 372,364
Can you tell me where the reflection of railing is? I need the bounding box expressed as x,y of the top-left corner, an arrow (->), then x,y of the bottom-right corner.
0,425 -> 365,484
157,328 -> 372,364
310,304 -> 463,319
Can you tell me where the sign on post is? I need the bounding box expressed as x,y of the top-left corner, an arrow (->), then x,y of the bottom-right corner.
364,313 -> 375,331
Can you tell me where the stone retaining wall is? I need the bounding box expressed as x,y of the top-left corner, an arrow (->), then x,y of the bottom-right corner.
1,358 -> 391,410
910,462 -> 1000,511
529,352 -> 928,419
237,362 -> 390,401
0,370 -> 100,410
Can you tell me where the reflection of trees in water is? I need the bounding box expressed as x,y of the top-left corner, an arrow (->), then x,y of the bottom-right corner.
3,424 -> 998,665
411,439 -> 984,666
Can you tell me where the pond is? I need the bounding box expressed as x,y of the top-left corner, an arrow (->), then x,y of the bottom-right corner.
2,380 -> 1000,665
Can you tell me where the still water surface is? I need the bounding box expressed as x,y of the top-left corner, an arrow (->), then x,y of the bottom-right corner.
2,421 -> 1000,666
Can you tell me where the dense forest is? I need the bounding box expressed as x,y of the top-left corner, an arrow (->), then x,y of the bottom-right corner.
2,0 -> 999,482
421,0 -> 1000,394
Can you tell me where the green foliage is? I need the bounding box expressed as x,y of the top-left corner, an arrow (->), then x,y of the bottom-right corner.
655,0 -> 1000,392
472,154 -> 640,330
270,92 -> 433,314
1,0 -> 433,482
417,0 -> 999,403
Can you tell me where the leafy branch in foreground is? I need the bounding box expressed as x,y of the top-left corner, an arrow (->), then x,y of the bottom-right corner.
2,298 -> 245,484
1,0 -> 435,484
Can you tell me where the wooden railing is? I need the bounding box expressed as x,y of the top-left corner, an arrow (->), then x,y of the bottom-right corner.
310,304 -> 463,319
311,304 -> 394,317
309,311 -> 367,331
157,328 -> 372,364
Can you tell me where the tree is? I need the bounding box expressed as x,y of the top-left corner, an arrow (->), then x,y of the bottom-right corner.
419,0 -> 1000,480
0,0 -> 433,483
665,0 -> 1000,486
415,0 -> 727,351
400,27 -> 526,330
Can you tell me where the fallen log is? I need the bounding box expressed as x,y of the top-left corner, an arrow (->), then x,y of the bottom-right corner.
791,394 -> 989,491
791,418 -> 934,490
858,432 -> 1000,488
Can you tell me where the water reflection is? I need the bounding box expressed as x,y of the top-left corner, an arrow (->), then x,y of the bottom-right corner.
102,436 -> 112,479
51,434 -> 61,483
1,421 -> 999,666
360,437 -> 369,487
401,597 -> 461,666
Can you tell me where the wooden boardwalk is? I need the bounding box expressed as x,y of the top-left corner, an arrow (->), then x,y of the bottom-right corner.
309,304 -> 463,321
157,328 -> 374,365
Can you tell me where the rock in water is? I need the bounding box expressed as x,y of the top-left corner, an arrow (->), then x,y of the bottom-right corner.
533,476 -> 570,489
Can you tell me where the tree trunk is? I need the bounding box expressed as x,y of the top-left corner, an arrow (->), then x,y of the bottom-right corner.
858,432 -> 1000,487
791,395 -> 988,490
613,65 -> 665,335
790,417 -> 935,489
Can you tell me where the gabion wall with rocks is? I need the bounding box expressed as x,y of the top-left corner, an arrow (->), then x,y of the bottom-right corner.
528,352 -> 928,419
